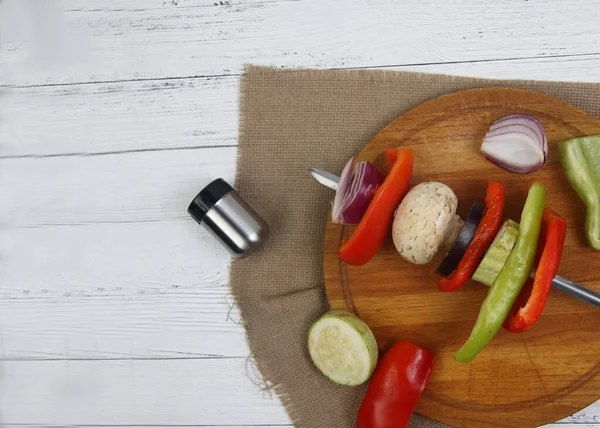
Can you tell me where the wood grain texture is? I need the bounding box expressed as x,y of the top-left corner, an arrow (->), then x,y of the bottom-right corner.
0,149 -> 252,360
2,0 -> 600,86
1,426 -> 294,428
0,221 -> 251,360
4,0 -> 600,426
0,359 -> 290,426
0,356 -> 596,427
323,88 -> 600,427
7,57 -> 600,159
1,146 -> 236,228
0,76 -> 239,157
3,426 -> 293,428
8,58 -> 600,160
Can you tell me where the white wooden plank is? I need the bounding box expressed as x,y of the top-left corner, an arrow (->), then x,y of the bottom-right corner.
0,146 -> 249,359
2,426 -> 293,428
0,76 -> 239,157
0,359 -> 291,426
2,220 -> 229,295
549,425 -> 600,428
562,414 -> 600,424
0,358 -> 597,426
0,290 -> 247,360
0,219 -> 252,359
6,54 -> 600,158
0,146 -> 237,228
2,0 -> 600,85
62,0 -> 288,10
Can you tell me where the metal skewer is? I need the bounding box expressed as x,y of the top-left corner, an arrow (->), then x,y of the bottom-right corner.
308,167 -> 600,309
551,275 -> 600,308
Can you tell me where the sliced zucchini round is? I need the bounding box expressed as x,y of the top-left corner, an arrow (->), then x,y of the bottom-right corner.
308,310 -> 378,386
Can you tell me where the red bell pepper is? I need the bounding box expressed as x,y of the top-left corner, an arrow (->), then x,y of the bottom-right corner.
504,208 -> 567,333
338,149 -> 413,266
385,148 -> 398,173
437,180 -> 505,292
356,340 -> 435,428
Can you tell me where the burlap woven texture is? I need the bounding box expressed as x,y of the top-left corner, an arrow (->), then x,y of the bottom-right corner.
230,66 -> 600,428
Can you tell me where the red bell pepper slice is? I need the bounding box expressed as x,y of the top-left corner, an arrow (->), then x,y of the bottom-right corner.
356,340 -> 435,428
504,208 -> 567,333
338,149 -> 413,266
385,148 -> 398,173
437,180 -> 505,292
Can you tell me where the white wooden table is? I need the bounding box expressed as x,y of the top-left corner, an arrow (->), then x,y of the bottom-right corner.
1,1 -> 600,426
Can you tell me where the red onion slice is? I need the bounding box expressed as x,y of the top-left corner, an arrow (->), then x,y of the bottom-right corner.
492,113 -> 547,157
480,114 -> 548,174
331,157 -> 384,225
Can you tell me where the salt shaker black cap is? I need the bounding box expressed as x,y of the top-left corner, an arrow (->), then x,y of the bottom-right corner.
188,178 -> 233,224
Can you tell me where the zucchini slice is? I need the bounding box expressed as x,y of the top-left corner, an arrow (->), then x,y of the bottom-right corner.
472,219 -> 520,286
308,310 -> 378,386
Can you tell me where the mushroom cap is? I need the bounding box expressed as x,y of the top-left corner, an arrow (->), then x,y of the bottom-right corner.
392,181 -> 458,264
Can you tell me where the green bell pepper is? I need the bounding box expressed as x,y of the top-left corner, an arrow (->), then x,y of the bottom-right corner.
559,135 -> 600,250
454,182 -> 546,363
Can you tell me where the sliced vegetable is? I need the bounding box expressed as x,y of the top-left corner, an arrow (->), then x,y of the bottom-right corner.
332,157 -> 384,225
559,135 -> 600,249
339,149 -> 414,266
438,181 -> 504,288
472,219 -> 519,286
454,182 -> 546,363
308,310 -> 378,386
356,340 -> 435,428
504,209 -> 567,333
436,202 -> 485,277
393,181 -> 459,265
481,114 -> 548,174
385,148 -> 398,173
437,180 -> 505,289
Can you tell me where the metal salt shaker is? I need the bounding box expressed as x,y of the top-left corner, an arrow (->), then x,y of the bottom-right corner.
188,178 -> 269,258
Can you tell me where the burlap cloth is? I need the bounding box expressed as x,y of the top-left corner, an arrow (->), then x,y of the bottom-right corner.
230,66 -> 600,427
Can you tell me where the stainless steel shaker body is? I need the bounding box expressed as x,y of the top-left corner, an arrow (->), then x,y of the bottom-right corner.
188,179 -> 269,258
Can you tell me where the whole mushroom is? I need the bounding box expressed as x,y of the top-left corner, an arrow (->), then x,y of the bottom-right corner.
392,181 -> 460,264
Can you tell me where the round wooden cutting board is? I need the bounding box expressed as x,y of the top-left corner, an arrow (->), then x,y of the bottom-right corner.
323,88 -> 600,428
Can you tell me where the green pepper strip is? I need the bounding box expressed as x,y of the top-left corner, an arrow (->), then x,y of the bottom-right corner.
559,135 -> 600,250
454,182 -> 546,363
